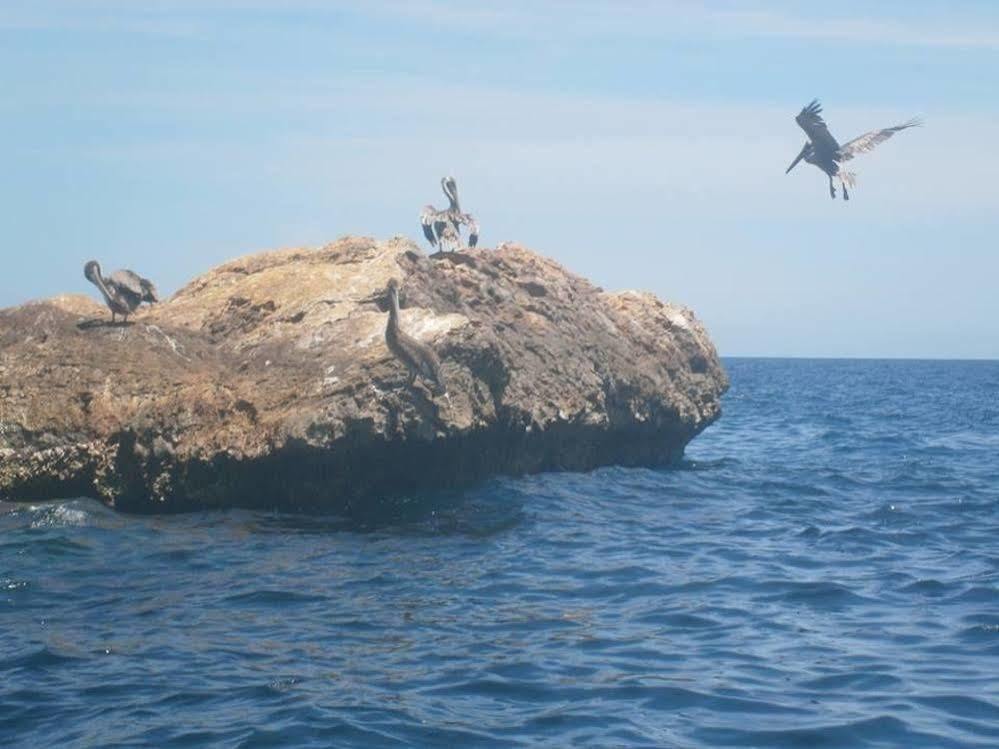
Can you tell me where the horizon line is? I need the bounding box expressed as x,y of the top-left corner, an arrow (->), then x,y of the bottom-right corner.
721,354 -> 999,363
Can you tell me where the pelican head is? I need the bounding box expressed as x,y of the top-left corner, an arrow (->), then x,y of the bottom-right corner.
384,277 -> 403,314
83,259 -> 102,284
386,276 -> 402,301
441,175 -> 459,209
786,142 -> 812,174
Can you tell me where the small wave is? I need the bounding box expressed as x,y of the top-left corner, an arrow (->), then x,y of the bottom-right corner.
250,489 -> 526,538
757,580 -> 874,608
2,646 -> 86,671
912,694 -> 999,721
694,715 -> 943,748
676,456 -> 742,472
222,590 -> 328,606
0,534 -> 93,558
638,612 -> 723,630
755,479 -> 832,497
799,671 -> 903,691
30,505 -> 90,528
949,586 -> 999,605
1,498 -> 122,531
423,676 -> 564,703
958,622 -> 999,645
900,579 -> 956,597
635,684 -> 806,715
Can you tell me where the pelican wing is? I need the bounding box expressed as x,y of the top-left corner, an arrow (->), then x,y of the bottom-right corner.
108,269 -> 146,300
415,344 -> 446,395
795,99 -> 839,151
392,326 -> 447,395
417,346 -> 442,382
837,118 -> 922,162
460,213 -> 479,248
420,206 -> 444,246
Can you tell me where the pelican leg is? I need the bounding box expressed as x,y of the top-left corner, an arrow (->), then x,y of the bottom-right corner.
111,311 -> 117,324
828,176 -> 836,199
841,180 -> 850,201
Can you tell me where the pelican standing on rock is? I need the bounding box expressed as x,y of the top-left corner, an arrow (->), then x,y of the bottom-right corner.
420,176 -> 480,252
384,278 -> 447,397
786,100 -> 921,201
83,260 -> 159,323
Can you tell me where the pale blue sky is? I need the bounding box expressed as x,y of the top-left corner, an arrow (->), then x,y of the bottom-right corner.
2,1 -> 997,358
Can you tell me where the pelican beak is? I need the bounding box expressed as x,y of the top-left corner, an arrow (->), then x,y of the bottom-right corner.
786,144 -> 808,174
356,291 -> 383,305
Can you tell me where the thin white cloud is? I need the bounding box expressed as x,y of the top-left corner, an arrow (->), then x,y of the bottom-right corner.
0,2 -> 206,37
4,0 -> 999,49
336,0 -> 999,50
713,8 -> 999,49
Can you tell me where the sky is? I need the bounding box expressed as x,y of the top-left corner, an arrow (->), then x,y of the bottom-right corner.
1,0 -> 997,358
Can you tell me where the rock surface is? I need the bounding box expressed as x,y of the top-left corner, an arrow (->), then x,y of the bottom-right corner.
0,237 -> 727,513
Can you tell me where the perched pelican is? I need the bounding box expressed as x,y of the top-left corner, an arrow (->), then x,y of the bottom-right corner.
420,176 -> 479,252
384,278 -> 447,397
83,260 -> 159,324
786,100 -> 921,200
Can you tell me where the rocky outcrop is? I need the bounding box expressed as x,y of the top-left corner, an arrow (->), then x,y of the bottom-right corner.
0,237 -> 727,513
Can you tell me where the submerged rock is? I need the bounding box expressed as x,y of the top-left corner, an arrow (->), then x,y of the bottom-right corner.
0,237 -> 727,513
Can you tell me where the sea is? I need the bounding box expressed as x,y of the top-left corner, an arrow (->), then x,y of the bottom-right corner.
2,358 -> 998,748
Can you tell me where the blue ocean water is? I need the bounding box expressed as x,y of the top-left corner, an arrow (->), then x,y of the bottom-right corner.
2,358 -> 998,748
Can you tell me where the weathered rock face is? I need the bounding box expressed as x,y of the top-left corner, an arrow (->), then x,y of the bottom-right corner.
0,237 -> 727,513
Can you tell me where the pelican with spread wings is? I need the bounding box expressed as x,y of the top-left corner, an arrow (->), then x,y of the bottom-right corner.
786,100 -> 921,200
419,176 -> 479,252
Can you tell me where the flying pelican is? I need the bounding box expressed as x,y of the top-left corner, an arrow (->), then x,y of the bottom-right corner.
420,176 -> 479,252
384,278 -> 447,397
83,260 -> 159,324
786,100 -> 921,200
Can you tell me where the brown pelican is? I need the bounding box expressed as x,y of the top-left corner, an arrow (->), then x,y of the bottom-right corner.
786,100 -> 921,200
384,278 -> 447,397
83,260 -> 159,323
420,176 -> 479,252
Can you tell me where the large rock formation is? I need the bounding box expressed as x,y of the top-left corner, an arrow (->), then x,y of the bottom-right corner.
0,238 -> 727,513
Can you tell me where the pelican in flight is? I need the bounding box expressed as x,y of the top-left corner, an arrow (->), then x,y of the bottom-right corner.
384,278 -> 447,397
420,176 -> 479,252
786,100 -> 921,200
84,260 -> 159,323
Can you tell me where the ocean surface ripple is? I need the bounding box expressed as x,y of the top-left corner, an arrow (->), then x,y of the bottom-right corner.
2,358 -> 998,748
